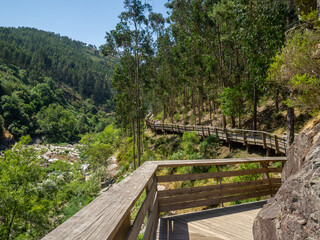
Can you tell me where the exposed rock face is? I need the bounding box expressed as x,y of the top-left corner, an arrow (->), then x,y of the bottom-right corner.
253,121 -> 320,239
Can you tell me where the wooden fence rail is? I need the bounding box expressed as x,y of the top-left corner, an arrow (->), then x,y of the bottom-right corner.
43,157 -> 286,240
146,120 -> 287,155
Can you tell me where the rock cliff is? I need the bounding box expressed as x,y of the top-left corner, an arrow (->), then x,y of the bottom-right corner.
253,120 -> 320,239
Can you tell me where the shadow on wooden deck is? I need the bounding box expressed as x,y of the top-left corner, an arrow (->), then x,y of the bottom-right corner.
157,200 -> 266,240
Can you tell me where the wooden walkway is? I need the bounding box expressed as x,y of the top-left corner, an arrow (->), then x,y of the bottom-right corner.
43,158 -> 285,239
146,120 -> 287,155
157,201 -> 266,240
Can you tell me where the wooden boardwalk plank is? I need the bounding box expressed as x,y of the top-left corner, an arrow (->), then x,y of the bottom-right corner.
43,162 -> 158,240
157,201 -> 266,240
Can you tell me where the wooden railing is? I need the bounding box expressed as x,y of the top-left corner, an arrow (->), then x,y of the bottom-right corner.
43,157 -> 286,240
146,120 -> 287,155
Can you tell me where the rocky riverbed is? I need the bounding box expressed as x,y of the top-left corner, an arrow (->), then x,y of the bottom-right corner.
32,144 -> 119,185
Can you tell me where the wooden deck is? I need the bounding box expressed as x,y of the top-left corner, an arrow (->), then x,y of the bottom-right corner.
43,158 -> 285,240
157,201 -> 266,240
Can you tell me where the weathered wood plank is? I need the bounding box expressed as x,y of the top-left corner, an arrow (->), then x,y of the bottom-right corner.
158,178 -> 281,198
127,178 -> 157,240
144,196 -> 159,240
159,184 -> 280,206
159,189 -> 277,212
157,167 -> 277,183
155,157 -> 286,169
43,162 -> 158,240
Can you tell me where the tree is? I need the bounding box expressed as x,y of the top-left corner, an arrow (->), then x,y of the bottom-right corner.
103,0 -> 153,167
36,104 -> 79,142
219,86 -> 245,128
0,136 -> 52,239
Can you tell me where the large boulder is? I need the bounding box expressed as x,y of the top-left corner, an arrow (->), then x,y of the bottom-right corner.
253,120 -> 320,239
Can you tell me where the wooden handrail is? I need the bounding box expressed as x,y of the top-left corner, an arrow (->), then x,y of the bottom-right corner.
146,120 -> 287,154
43,157 -> 286,240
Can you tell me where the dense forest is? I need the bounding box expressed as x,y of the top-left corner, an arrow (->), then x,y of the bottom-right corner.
0,27 -> 115,104
0,27 -> 115,142
104,0 -> 320,168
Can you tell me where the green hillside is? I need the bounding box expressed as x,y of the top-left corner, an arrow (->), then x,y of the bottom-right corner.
0,27 -> 116,104
0,27 -> 116,142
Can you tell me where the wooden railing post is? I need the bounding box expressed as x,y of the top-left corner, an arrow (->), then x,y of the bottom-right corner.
171,123 -> 174,132
259,161 -> 269,180
216,165 -> 224,207
114,213 -> 131,240
243,131 -> 246,146
262,133 -> 266,149
225,129 -> 229,142
208,127 -> 210,136
202,126 -> 205,136
274,135 -> 279,154
184,125 -> 187,132
215,128 -> 218,136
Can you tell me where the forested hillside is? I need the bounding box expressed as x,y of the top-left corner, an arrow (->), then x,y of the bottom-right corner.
0,27 -> 115,142
104,0 -> 320,168
0,27 -> 115,104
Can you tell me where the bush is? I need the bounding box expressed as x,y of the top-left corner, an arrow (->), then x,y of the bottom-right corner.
200,135 -> 221,159
182,131 -> 200,155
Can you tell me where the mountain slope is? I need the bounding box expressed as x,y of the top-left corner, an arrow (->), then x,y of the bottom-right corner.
0,27 -> 116,104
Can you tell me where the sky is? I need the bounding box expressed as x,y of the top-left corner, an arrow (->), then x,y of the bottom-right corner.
0,0 -> 169,47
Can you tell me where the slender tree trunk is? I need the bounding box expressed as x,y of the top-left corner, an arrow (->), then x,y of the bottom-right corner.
231,116 -> 235,128
286,1 -> 295,147
209,99 -> 212,122
287,106 -> 295,146
172,95 -> 175,123
132,115 -> 136,170
253,82 -> 258,130
222,114 -> 227,128
275,90 -> 279,112
134,24 -> 141,167
183,86 -> 187,108
192,88 -> 195,123
141,121 -> 144,156
163,101 -> 166,123
318,0 -> 320,20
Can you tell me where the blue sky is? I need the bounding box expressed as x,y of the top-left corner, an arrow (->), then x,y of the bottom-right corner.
0,0 -> 169,47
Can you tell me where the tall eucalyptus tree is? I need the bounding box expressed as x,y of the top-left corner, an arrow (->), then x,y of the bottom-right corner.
103,0 -> 152,167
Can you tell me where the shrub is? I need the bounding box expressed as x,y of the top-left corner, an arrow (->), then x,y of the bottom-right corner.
199,135 -> 221,159
182,131 -> 200,155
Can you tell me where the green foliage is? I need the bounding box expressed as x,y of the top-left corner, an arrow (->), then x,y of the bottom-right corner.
268,29 -> 320,111
219,86 -> 245,118
199,135 -> 220,159
79,125 -> 120,170
0,136 -> 49,239
36,104 -> 79,143
0,27 -> 113,105
0,137 -> 100,239
0,62 -> 113,141
233,163 -> 260,182
181,131 -> 201,156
